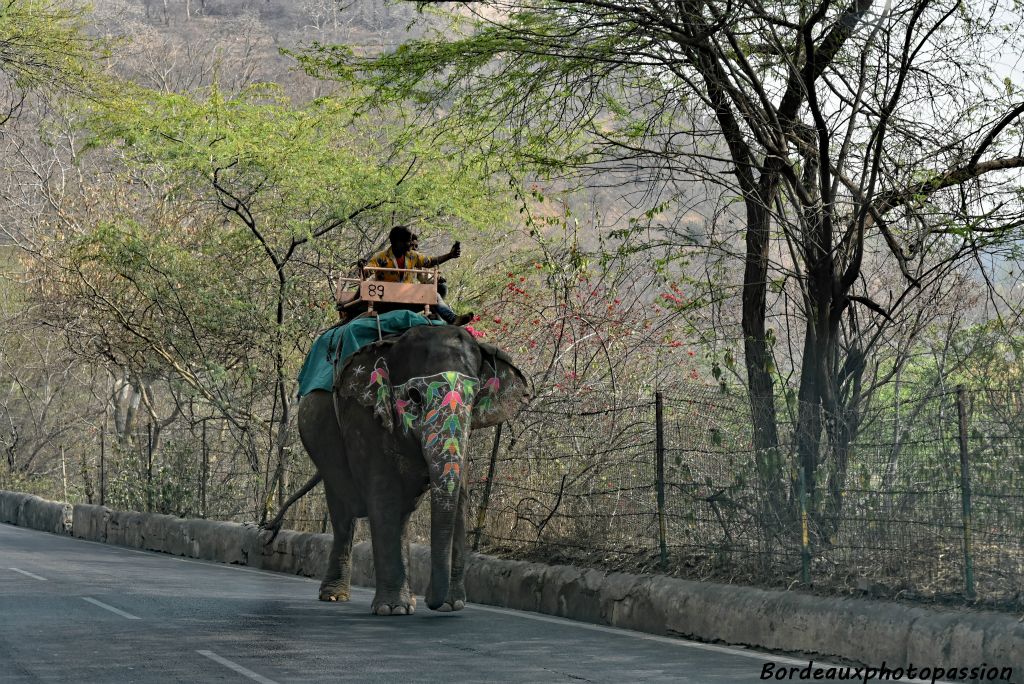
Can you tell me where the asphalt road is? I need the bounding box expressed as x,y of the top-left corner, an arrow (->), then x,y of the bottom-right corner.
0,522 -> 803,683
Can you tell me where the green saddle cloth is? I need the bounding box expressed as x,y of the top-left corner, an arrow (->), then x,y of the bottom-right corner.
297,309 -> 445,397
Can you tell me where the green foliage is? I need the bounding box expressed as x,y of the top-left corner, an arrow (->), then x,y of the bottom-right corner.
30,80 -> 513,446
297,8 -> 632,174
874,320 -> 1024,407
66,218 -> 267,372
0,0 -> 109,105
91,84 -> 505,238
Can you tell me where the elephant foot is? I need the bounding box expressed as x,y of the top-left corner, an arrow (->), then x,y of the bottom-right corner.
426,586 -> 465,612
435,599 -> 465,612
442,582 -> 466,611
371,592 -> 416,616
318,582 -> 351,602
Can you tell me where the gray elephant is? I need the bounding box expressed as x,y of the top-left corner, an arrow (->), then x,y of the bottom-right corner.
297,324 -> 529,615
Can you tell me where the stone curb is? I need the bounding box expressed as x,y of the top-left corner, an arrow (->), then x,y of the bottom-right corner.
3,491 -> 1021,672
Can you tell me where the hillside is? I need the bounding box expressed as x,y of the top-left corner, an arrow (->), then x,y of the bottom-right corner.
88,0 -> 425,93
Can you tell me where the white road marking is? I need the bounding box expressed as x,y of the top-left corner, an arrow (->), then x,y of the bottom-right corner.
8,567 -> 46,581
81,597 -> 141,620
197,650 -> 279,684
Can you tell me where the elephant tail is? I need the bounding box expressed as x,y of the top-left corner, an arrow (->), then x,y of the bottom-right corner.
260,473 -> 323,545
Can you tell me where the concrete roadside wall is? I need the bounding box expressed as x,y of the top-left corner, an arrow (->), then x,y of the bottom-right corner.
0,491 -> 72,535
3,490 -> 1022,673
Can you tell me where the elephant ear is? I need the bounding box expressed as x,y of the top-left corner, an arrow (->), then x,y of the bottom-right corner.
334,339 -> 399,431
472,341 -> 532,429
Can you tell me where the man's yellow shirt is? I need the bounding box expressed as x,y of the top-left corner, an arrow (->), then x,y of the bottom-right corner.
368,247 -> 429,283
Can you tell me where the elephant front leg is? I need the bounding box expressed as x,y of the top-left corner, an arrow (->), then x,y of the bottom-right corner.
319,486 -> 355,602
401,517 -> 417,610
368,503 -> 416,615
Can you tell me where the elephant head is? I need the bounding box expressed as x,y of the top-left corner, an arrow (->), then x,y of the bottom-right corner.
333,325 -> 530,609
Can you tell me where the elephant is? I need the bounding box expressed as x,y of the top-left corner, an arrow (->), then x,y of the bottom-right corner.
297,324 -> 530,615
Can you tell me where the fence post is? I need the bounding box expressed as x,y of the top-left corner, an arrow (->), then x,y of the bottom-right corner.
798,463 -> 811,585
956,384 -> 975,600
60,446 -> 67,502
655,392 -> 668,570
99,428 -> 106,507
146,422 -> 154,512
473,422 -> 502,552
201,420 -> 209,519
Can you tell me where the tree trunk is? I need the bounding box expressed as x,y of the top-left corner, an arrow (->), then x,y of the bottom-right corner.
795,309 -> 828,515
742,193 -> 784,523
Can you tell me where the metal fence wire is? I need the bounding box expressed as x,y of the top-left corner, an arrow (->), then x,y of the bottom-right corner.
463,385 -> 1024,609
42,384 -> 1024,611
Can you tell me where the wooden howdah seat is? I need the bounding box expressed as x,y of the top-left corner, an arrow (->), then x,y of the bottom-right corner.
335,265 -> 440,321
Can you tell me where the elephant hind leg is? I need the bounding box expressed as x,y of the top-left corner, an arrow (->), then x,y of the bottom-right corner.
320,486 -> 356,602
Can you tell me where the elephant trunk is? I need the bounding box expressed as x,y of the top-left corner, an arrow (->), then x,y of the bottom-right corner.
396,370 -> 478,610
427,471 -> 460,610
420,386 -> 473,611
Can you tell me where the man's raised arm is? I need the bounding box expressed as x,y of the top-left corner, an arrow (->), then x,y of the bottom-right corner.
425,241 -> 461,268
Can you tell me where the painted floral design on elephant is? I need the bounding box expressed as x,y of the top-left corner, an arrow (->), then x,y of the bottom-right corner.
472,356 -> 529,422
387,371 -> 479,503
368,358 -> 394,429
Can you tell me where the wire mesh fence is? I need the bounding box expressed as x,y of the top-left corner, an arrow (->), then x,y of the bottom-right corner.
461,385 -> 1024,609
468,398 -> 661,568
16,384 -> 1024,611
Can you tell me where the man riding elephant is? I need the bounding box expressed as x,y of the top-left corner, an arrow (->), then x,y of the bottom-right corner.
365,225 -> 459,283
339,225 -> 474,325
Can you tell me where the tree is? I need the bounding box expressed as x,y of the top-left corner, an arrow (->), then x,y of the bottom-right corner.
30,82 -> 508,516
302,0 -> 1024,536
0,0 -> 107,125
0,251 -> 92,485
0,0 -> 109,495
